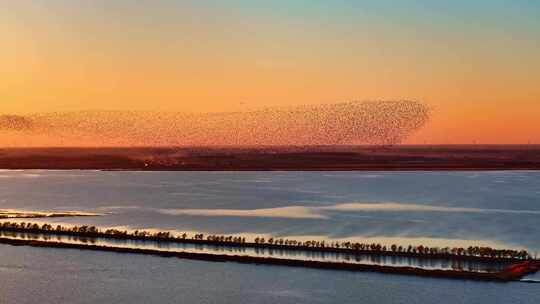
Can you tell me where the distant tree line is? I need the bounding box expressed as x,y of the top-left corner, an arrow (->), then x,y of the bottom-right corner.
0,221 -> 532,261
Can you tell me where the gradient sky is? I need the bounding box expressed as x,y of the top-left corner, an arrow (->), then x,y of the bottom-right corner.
1,0 -> 539,144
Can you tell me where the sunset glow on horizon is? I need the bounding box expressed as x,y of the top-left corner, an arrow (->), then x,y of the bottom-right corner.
2,1 -> 539,145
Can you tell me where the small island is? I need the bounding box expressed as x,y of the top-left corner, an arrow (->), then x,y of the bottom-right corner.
0,210 -> 102,219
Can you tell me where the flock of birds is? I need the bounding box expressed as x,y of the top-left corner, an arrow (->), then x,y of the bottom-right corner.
0,100 -> 430,146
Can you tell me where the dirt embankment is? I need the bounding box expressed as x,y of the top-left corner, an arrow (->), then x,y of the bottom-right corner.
0,237 -> 537,282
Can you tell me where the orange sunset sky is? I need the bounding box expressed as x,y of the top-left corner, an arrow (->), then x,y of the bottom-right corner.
1,1 -> 539,144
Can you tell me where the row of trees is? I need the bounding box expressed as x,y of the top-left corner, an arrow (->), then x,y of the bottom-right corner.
0,221 -> 532,260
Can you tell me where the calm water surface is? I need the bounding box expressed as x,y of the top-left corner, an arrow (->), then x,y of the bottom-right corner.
0,245 -> 538,304
0,170 -> 539,303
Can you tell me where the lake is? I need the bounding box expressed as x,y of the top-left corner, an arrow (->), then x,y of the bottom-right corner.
0,170 -> 539,303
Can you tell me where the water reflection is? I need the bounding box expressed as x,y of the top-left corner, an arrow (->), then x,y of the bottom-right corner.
0,231 -> 508,273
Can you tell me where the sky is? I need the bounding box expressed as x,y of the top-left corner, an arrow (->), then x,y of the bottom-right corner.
1,0 -> 539,144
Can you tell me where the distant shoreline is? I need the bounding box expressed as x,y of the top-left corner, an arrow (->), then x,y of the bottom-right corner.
1,145 -> 539,171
